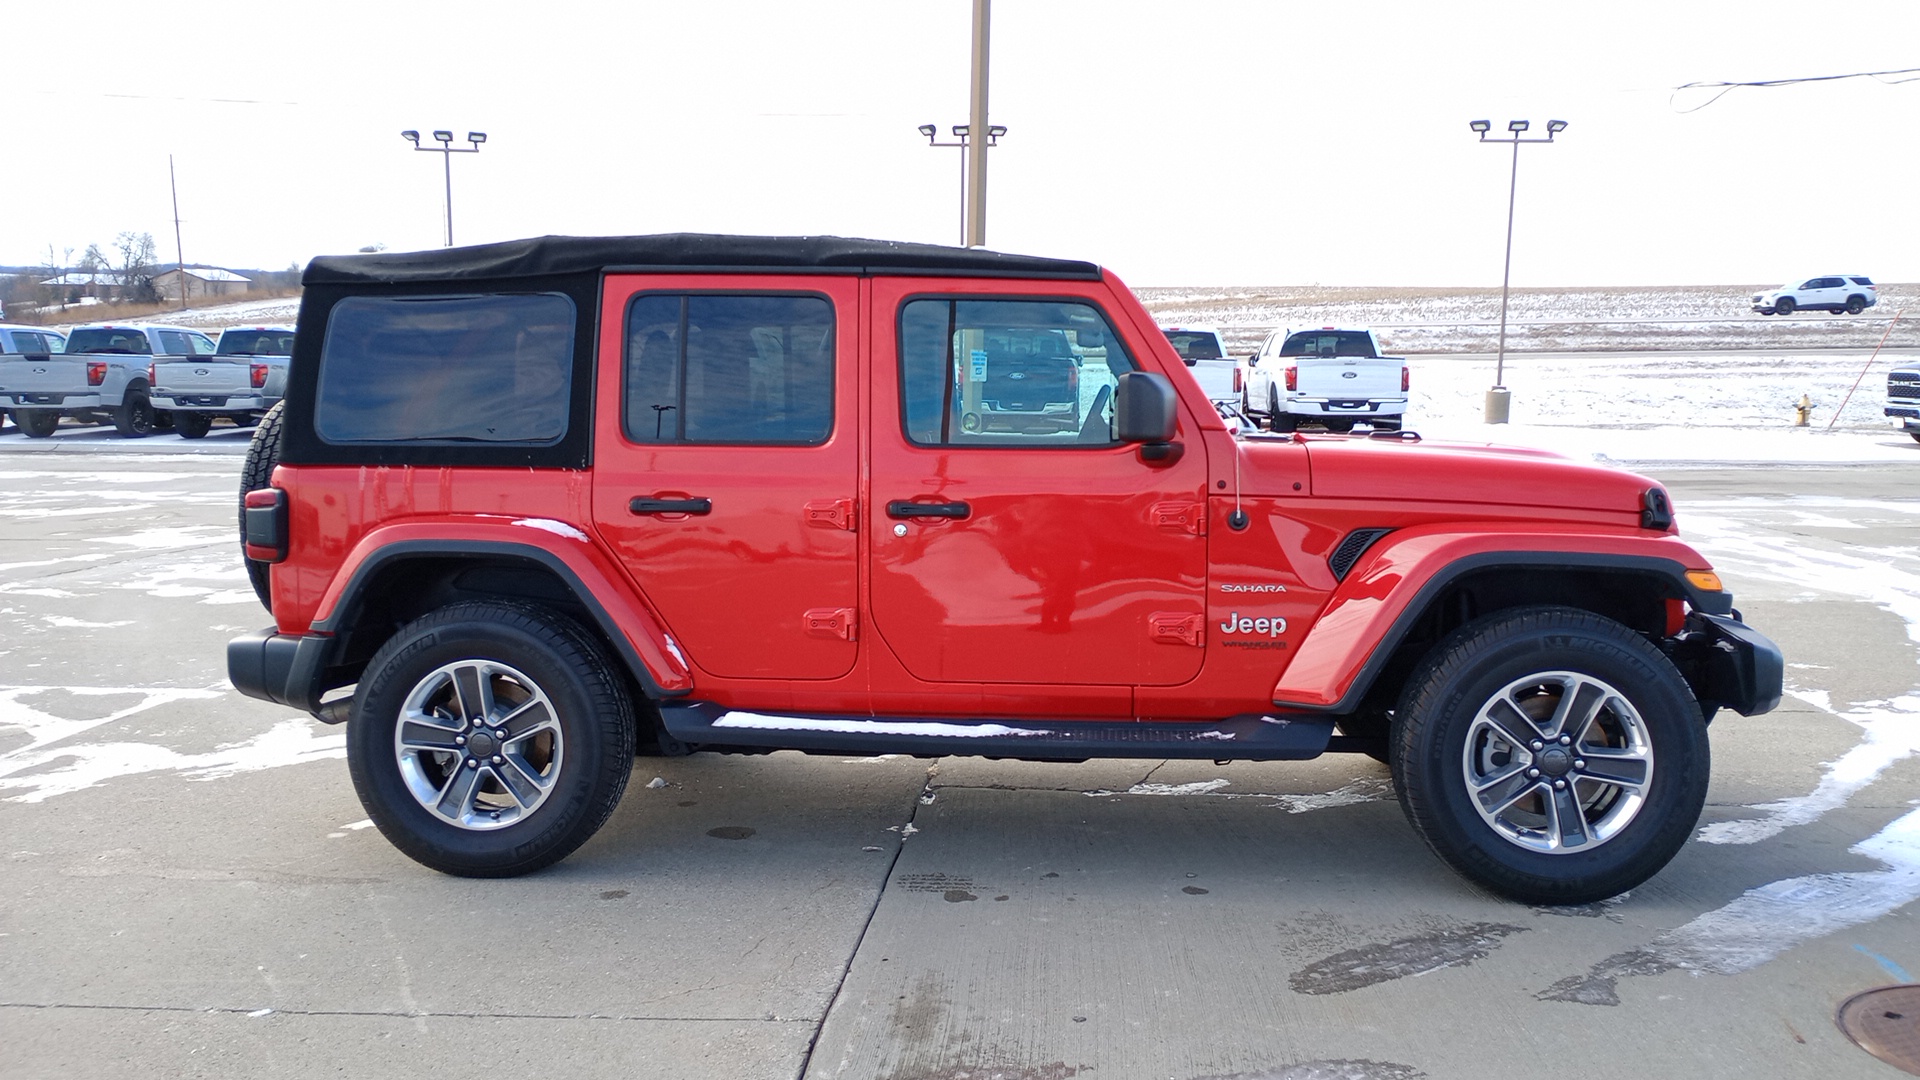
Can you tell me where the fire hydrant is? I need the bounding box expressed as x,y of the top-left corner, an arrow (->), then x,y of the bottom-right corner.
1793,394 -> 1812,427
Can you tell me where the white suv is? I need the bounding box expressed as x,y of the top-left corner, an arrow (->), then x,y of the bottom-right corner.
1753,275 -> 1878,316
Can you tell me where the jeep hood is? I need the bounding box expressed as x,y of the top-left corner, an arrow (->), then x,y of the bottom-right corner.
1252,436 -> 1661,519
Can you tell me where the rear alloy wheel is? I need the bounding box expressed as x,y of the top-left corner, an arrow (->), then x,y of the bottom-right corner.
16,409 -> 59,438
1846,296 -> 1866,315
1774,296 -> 1796,315
113,386 -> 155,437
174,412 -> 213,439
347,602 -> 636,877
1392,605 -> 1708,905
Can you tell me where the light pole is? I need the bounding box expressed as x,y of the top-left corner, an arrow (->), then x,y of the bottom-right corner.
918,123 -> 1006,246
1470,118 -> 1566,424
402,129 -> 486,247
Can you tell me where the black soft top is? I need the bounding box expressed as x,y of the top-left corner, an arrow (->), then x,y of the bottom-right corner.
303,233 -> 1103,286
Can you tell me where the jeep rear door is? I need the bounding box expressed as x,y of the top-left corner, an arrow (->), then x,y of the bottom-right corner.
592,275 -> 860,681
866,280 -> 1208,687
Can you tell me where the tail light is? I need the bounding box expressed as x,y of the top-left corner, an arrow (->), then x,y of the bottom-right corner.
88,362 -> 108,386
251,363 -> 269,389
1067,361 -> 1080,401
243,488 -> 289,563
1285,366 -> 1298,391
1402,366 -> 1410,392
1232,367 -> 1243,393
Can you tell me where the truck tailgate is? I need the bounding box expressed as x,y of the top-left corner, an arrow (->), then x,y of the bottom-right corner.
0,356 -> 87,398
1296,357 -> 1401,398
154,357 -> 250,395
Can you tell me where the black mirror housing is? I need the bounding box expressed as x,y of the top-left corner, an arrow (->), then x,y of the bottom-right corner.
1115,371 -> 1178,444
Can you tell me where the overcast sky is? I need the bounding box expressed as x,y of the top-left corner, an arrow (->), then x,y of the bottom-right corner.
5,0 -> 1916,287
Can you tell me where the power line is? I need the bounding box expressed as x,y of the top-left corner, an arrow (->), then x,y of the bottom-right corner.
1673,65 -> 1920,112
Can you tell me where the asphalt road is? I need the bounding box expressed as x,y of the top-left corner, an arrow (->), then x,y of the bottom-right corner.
2,432 -> 1917,1080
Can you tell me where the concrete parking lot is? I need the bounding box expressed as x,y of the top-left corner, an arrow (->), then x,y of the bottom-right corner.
2,428 -> 1918,1079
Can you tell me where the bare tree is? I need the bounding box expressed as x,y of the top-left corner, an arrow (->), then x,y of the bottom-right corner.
113,231 -> 159,303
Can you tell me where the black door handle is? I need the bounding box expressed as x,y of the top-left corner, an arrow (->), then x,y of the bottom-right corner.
886,499 -> 970,520
630,497 -> 712,516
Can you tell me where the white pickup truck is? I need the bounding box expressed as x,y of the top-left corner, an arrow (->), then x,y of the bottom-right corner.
0,323 -> 217,437
1241,326 -> 1407,432
0,324 -> 70,436
151,325 -> 296,438
1888,364 -> 1920,442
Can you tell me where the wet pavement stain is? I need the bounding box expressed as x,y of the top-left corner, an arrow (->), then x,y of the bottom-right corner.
706,826 -> 756,840
1536,948 -> 1676,1006
886,1063 -> 1084,1080
944,889 -> 979,903
1290,922 -> 1527,995
1183,885 -> 1211,895
1192,1062 -> 1425,1080
598,889 -> 629,900
898,872 -> 976,893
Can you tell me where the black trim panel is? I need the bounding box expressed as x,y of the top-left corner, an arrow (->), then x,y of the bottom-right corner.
659,702 -> 1333,761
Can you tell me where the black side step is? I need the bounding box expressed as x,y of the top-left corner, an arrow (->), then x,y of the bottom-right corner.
657,702 -> 1334,761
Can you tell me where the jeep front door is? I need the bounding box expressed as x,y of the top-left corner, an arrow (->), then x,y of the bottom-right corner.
866,283 -> 1208,687
592,276 -> 860,681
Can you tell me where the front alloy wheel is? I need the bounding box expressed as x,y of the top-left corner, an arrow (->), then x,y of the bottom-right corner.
1393,606 -> 1707,904
1460,670 -> 1653,853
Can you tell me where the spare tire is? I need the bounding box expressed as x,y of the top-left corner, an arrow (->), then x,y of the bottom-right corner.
239,401 -> 286,611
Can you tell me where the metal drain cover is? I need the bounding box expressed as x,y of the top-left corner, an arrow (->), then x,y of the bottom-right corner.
1839,985 -> 1920,1075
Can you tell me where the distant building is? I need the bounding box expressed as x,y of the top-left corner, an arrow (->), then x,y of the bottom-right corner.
38,271 -> 131,303
152,267 -> 251,302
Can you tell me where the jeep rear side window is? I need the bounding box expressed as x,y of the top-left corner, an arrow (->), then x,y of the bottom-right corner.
315,294 -> 574,445
899,298 -> 1135,447
623,294 -> 834,445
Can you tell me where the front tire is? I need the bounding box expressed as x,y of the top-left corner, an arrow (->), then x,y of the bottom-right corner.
347,602 -> 637,877
1774,296 -> 1796,315
1391,606 -> 1708,905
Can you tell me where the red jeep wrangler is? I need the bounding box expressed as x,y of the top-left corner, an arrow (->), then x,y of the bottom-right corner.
228,235 -> 1781,904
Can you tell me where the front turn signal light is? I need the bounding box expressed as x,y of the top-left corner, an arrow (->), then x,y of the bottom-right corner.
1685,570 -> 1724,592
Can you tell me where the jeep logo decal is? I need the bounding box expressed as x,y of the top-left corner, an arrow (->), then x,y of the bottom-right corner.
1220,611 -> 1286,637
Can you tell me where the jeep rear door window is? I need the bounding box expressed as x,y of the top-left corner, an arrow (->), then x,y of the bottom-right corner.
623,293 -> 833,444
315,293 -> 574,444
899,298 -> 1135,447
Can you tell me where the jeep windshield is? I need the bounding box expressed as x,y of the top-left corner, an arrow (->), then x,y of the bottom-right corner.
216,331 -> 296,356
64,329 -> 151,354
1280,330 -> 1377,358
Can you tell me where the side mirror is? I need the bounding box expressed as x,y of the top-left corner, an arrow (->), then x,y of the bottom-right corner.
1115,371 -> 1178,444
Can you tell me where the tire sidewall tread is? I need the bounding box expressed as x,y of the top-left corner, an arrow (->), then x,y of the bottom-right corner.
1392,605 -> 1708,905
346,601 -> 636,877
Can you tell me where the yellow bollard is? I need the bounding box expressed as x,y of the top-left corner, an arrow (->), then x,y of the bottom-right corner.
1793,394 -> 1812,427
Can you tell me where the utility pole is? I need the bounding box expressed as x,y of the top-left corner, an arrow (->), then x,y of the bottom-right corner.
169,155 -> 187,310
964,0 -> 991,248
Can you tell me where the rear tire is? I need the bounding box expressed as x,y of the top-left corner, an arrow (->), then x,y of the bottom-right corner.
239,401 -> 285,610
1846,296 -> 1866,315
1774,296 -> 1795,315
346,602 -> 637,877
16,409 -> 59,438
1391,605 -> 1708,905
175,412 -> 213,439
113,386 -> 155,437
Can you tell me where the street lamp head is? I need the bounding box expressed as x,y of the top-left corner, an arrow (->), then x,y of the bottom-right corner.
401,130 -> 420,144
432,130 -> 454,144
987,125 -> 1007,140
1508,120 -> 1530,133
952,124 -> 969,138
1469,120 -> 1491,134
467,131 -> 487,145
918,124 -> 937,138
1545,119 -> 1568,134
